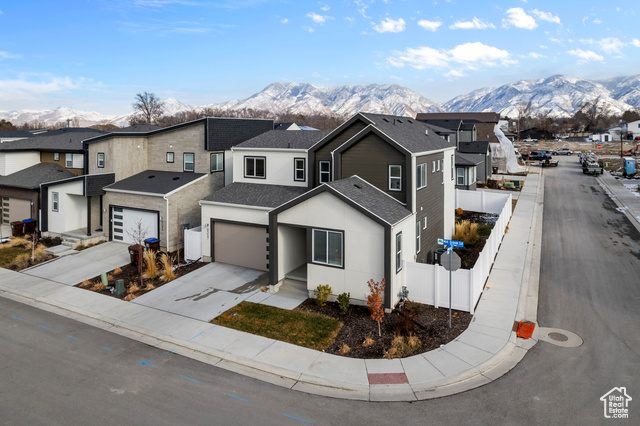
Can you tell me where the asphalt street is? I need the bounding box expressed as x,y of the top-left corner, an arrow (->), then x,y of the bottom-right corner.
1,156 -> 638,425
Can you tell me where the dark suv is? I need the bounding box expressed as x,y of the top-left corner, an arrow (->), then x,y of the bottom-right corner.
528,151 -> 552,161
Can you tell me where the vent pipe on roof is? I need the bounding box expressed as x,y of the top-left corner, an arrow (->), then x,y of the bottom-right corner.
425,129 -> 429,136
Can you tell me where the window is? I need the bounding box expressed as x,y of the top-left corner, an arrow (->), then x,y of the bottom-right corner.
416,222 -> 421,253
396,232 -> 402,272
312,229 -> 343,267
294,158 -> 305,181
166,152 -> 174,163
54,152 -> 60,161
65,153 -> 73,168
432,160 -> 436,173
245,156 -> 266,178
423,216 -> 427,230
52,192 -> 59,212
457,167 -> 465,186
417,163 -> 427,189
184,153 -> 195,172
97,152 -> 105,168
210,153 -> 224,172
389,165 -> 402,191
451,154 -> 454,180
319,161 -> 331,183
437,159 -> 441,171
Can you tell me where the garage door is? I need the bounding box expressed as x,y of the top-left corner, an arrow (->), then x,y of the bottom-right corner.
111,207 -> 159,245
2,197 -> 32,224
213,222 -> 268,271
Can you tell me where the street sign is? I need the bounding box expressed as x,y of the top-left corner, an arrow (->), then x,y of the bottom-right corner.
597,144 -> 602,150
442,251 -> 461,271
438,238 -> 464,248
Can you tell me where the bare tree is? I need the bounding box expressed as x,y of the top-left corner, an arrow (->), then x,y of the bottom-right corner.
126,219 -> 148,287
132,92 -> 165,125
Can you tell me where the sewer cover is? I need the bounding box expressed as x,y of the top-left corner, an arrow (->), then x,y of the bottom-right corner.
548,332 -> 569,342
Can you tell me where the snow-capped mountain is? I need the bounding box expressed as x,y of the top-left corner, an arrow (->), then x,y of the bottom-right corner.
443,75 -> 640,118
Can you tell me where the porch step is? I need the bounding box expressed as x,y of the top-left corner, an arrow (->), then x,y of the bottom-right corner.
61,236 -> 80,248
277,279 -> 309,299
44,245 -> 73,255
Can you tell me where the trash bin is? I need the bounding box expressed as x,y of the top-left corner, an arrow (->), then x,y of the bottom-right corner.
434,248 -> 447,265
128,244 -> 143,267
144,238 -> 160,252
11,221 -> 24,237
22,218 -> 37,234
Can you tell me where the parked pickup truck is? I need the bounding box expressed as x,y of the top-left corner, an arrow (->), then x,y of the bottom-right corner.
527,151 -> 552,161
582,156 -> 604,175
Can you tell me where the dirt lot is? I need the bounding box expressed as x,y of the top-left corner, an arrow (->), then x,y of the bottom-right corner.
515,140 -> 640,157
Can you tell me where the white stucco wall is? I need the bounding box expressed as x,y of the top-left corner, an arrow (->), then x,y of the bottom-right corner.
389,215 -> 416,308
224,149 -> 233,186
442,147 -> 456,238
47,180 -> 86,234
200,202 -> 271,260
0,151 -> 40,176
276,191 -> 385,302
232,148 -> 308,187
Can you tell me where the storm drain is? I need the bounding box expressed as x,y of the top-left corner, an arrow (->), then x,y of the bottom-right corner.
538,327 -> 583,347
548,332 -> 569,342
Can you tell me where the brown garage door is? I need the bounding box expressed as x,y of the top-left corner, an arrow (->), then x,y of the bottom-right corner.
2,197 -> 31,223
213,222 -> 268,271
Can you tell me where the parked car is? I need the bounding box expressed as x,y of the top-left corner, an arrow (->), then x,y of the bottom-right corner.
552,148 -> 573,156
528,151 -> 552,161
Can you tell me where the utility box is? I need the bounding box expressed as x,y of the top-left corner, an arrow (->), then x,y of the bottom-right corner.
624,158 -> 636,176
433,248 -> 447,265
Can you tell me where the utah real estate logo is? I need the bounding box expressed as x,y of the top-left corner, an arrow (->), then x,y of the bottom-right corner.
600,387 -> 632,419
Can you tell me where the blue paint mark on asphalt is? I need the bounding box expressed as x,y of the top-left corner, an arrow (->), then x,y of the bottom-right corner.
189,331 -> 204,341
11,316 -> 23,321
138,358 -> 158,368
66,335 -> 79,340
39,325 -> 50,330
283,414 -> 310,423
179,375 -> 199,384
624,235 -> 640,253
162,349 -> 175,356
226,394 -> 248,402
101,347 -> 112,351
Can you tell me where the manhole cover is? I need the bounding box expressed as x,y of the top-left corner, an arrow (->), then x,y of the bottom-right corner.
548,332 -> 569,342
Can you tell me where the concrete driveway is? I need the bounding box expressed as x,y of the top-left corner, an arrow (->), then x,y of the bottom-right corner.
22,242 -> 130,286
132,263 -> 305,321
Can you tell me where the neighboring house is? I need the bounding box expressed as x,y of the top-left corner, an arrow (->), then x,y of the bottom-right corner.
416,112 -> 501,145
590,132 -> 612,142
520,127 -> 554,141
0,130 -> 36,144
274,122 -> 301,131
201,113 -> 456,310
458,141 -> 492,183
454,152 -> 481,190
624,119 -> 640,138
41,117 -> 273,251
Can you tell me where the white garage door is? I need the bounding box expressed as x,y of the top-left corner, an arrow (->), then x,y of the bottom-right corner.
112,207 -> 159,245
2,197 -> 31,224
214,222 -> 268,271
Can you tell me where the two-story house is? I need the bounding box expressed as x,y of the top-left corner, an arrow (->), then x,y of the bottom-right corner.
201,113 -> 456,310
40,118 -> 273,251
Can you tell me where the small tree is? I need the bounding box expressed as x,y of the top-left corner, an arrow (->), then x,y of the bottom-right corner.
132,92 -> 164,125
126,219 -> 148,288
366,278 -> 386,336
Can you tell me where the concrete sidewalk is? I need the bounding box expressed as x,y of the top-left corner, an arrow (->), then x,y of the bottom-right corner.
0,175 -> 543,402
597,171 -> 640,232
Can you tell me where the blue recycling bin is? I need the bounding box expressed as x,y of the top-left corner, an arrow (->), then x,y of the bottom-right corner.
624,158 -> 636,175
144,238 -> 160,252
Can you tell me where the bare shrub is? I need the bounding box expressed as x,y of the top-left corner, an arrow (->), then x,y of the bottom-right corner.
160,253 -> 176,282
127,282 -> 141,294
113,266 -> 122,275
143,250 -> 159,279
124,293 -> 139,301
362,337 -> 375,347
339,344 -> 351,355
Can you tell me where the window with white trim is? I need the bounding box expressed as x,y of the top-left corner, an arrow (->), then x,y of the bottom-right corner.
437,159 -> 441,171
389,165 -> 402,191
417,163 -> 427,189
312,229 -> 343,267
184,153 -> 195,172
451,154 -> 454,180
210,152 -> 224,172
396,232 -> 402,272
294,158 -> 305,181
416,222 -> 421,253
319,161 -> 331,183
54,152 -> 60,161
52,192 -> 59,212
423,216 -> 427,230
166,152 -> 174,163
245,156 -> 266,178
97,152 -> 105,168
457,167 -> 465,186
432,160 -> 436,173
65,153 -> 73,168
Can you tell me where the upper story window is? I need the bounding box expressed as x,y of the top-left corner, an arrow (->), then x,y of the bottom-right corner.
457,167 -> 465,186
416,222 -> 421,253
97,153 -> 105,168
245,156 -> 266,178
432,160 -> 436,173
417,163 -> 427,189
184,153 -> 195,172
389,165 -> 402,191
65,153 -> 73,168
294,158 -> 305,181
319,161 -> 331,183
166,152 -> 174,163
54,152 -> 60,161
312,229 -> 343,267
437,159 -> 441,171
52,192 -> 59,212
210,153 -> 224,172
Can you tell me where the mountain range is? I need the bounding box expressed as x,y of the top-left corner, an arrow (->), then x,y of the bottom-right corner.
1,75 -> 639,127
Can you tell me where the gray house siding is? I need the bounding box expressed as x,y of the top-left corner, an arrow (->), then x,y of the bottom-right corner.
415,152 -> 445,264
312,120 -> 367,186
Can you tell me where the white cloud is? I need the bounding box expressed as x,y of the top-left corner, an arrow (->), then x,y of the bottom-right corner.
503,8 -> 537,30
532,9 -> 561,25
0,75 -> 84,97
134,0 -> 196,7
388,46 -> 449,69
417,19 -> 442,32
523,52 -> 546,59
449,42 -> 513,65
632,39 -> 640,47
373,17 -> 406,33
445,69 -> 465,78
598,37 -> 624,54
0,51 -> 19,59
320,5 -> 330,12
449,17 -> 495,30
592,18 -> 602,24
567,49 -> 604,63
306,12 -> 327,24
280,18 -> 288,24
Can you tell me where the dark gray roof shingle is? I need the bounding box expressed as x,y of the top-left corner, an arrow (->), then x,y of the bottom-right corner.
0,163 -> 76,189
0,128 -> 106,152
112,125 -> 162,133
458,141 -> 490,154
455,152 -> 482,166
235,130 -> 331,150
104,170 -> 205,195
202,182 -> 308,208
358,113 -> 453,153
206,118 -> 274,151
325,176 -> 411,225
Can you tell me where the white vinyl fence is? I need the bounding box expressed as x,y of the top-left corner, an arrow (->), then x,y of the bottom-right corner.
403,190 -> 512,313
184,226 -> 202,261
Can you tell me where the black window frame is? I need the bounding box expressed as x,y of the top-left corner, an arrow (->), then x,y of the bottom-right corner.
294,158 -> 306,182
183,152 -> 195,172
244,156 -> 266,179
97,152 -> 105,168
312,228 -> 344,268
319,161 -> 331,183
210,152 -> 224,173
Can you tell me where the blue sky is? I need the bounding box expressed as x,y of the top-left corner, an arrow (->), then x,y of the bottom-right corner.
1,0 -> 638,115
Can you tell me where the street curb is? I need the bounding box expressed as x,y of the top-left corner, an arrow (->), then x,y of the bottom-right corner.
596,173 -> 640,234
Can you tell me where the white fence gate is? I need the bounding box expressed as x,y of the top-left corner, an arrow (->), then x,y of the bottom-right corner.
404,190 -> 512,313
184,226 -> 202,261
